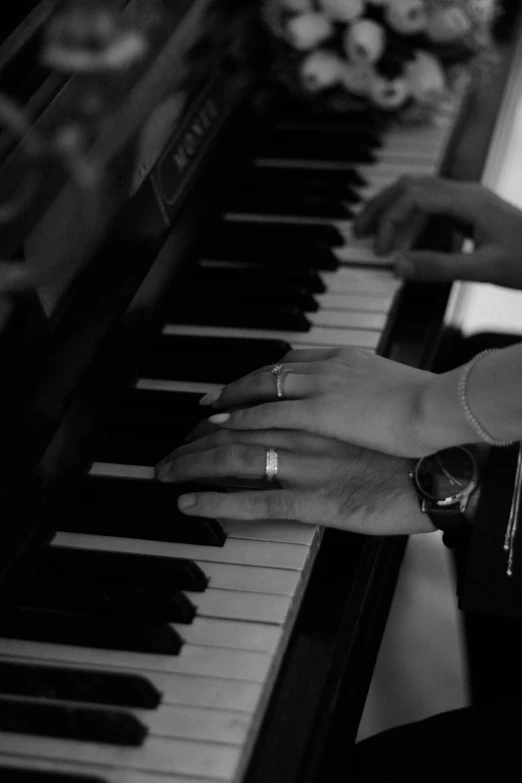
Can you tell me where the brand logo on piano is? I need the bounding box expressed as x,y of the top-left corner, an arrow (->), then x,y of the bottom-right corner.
151,76 -> 226,224
172,99 -> 219,174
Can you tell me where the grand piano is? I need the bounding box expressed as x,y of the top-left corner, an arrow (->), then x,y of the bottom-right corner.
0,1 -> 520,781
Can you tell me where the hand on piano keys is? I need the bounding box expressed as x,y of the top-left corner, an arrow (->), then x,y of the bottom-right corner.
353,175 -> 522,289
156,424 -> 433,536
195,345 -> 435,458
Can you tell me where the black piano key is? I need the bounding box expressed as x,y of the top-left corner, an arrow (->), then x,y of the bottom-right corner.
167,301 -> 311,331
0,661 -> 161,708
183,285 -> 319,312
0,607 -> 183,654
30,546 -> 209,591
265,93 -> 377,126
92,433 -> 173,466
195,263 -> 326,292
75,475 -> 222,514
93,391 -> 206,464
140,335 -> 292,382
255,133 -> 378,163
252,163 -> 368,188
206,238 -> 340,269
61,501 -> 226,546
0,698 -> 147,746
100,390 -> 202,432
224,192 -> 352,219
271,119 -> 382,141
242,176 -> 362,204
264,123 -> 381,143
217,220 -> 345,247
0,768 -> 106,783
14,577 -> 197,624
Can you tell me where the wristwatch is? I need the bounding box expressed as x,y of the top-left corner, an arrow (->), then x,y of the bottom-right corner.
410,445 -> 480,533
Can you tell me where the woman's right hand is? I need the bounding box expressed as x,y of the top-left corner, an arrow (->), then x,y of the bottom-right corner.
354,176 -> 522,290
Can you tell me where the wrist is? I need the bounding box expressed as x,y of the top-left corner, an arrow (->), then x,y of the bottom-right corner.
414,370 -> 477,454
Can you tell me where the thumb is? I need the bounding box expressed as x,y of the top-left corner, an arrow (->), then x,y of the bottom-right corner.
394,248 -> 495,284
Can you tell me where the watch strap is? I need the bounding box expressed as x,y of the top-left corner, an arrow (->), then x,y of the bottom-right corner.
421,501 -> 469,534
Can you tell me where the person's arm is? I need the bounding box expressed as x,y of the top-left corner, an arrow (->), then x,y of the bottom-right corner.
416,344 -> 522,453
197,342 -> 522,459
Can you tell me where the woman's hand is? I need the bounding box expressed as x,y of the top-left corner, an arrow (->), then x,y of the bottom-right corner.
155,426 -> 432,535
198,347 -> 437,458
354,176 -> 522,289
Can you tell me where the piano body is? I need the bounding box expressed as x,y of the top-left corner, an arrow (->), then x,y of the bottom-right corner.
0,1 -> 519,781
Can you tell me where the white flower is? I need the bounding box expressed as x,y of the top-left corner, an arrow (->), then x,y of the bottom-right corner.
385,0 -> 427,35
319,0 -> 365,23
405,50 -> 446,104
369,72 -> 410,109
286,12 -> 333,50
281,0 -> 314,13
301,49 -> 344,90
344,19 -> 386,65
426,6 -> 471,43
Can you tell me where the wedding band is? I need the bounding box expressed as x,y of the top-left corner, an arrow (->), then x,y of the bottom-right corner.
265,447 -> 278,482
270,364 -> 291,400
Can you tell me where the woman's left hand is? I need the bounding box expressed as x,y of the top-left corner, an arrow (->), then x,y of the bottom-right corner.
197,347 -> 436,458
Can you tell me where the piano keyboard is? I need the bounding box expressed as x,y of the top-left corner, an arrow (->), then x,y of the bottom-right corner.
0,97 -> 460,782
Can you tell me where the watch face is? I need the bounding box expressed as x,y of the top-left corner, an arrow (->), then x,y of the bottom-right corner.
414,446 -> 478,502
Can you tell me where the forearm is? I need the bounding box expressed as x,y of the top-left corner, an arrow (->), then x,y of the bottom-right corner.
417,344 -> 522,453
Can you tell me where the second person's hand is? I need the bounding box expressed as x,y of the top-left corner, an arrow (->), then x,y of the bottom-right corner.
198,347 -> 438,458
353,176 -> 522,289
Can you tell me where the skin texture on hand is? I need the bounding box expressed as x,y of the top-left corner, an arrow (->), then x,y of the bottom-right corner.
353,175 -> 522,289
155,426 -> 434,536
199,347 -> 436,458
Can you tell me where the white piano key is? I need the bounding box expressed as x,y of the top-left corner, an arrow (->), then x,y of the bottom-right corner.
202,563 -> 301,595
0,656 -> 264,711
0,734 -> 241,780
224,212 -> 350,225
89,463 -> 154,480
253,158 -> 436,175
376,147 -> 443,163
308,309 -> 386,330
320,267 -> 399,295
136,378 -> 220,395
359,162 -> 436,179
53,532 -> 313,571
145,671 -> 262,711
177,617 -> 281,652
0,639 -> 273,681
162,323 -> 381,349
139,703 -> 251,744
333,244 -> 396,266
187,589 -> 291,625
222,519 -> 317,545
0,756 -> 217,783
315,292 -> 392,313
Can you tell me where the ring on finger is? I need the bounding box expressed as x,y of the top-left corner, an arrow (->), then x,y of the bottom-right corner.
270,364 -> 292,400
265,447 -> 278,482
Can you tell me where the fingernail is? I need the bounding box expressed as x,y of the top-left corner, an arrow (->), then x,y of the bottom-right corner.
209,413 -> 230,424
178,494 -> 196,510
199,390 -> 221,406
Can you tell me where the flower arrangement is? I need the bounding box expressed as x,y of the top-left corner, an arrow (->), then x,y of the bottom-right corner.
261,0 -> 497,117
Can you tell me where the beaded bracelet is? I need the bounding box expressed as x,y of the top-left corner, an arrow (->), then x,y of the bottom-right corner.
457,349 -> 515,448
